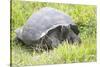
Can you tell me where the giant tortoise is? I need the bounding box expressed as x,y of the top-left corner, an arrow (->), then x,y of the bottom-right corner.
15,7 -> 81,50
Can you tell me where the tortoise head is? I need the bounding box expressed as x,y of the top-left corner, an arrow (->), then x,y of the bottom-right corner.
67,30 -> 81,44
60,25 -> 81,44
67,24 -> 81,44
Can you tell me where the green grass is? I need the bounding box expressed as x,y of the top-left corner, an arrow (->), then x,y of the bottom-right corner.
11,38 -> 96,66
11,0 -> 96,66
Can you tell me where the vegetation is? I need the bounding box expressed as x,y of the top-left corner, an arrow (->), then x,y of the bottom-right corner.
11,0 -> 96,66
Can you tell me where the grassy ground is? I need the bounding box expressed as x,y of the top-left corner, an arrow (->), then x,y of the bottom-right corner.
11,1 -> 96,66
11,39 -> 96,66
